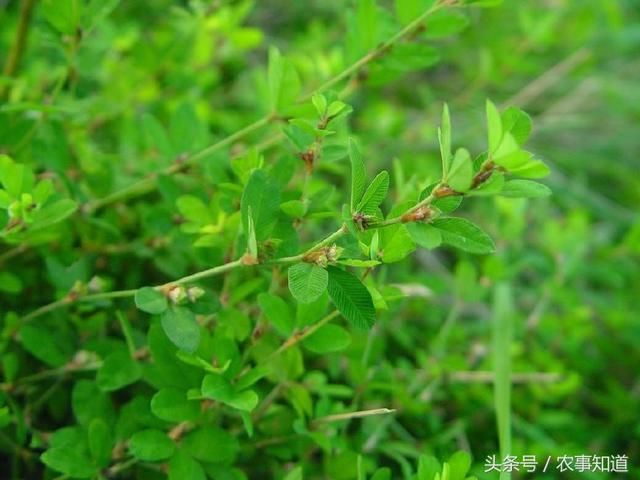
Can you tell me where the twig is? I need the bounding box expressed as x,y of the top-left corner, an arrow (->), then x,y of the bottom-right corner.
447,371 -> 562,384
313,408 -> 396,424
501,48 -> 591,108
0,0 -> 36,100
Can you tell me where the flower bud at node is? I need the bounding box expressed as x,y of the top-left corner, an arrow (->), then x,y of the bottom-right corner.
187,286 -> 205,302
401,206 -> 432,223
168,286 -> 187,304
352,212 -> 371,230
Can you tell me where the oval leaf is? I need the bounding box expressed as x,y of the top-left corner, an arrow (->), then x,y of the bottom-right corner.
288,263 -> 328,304
326,266 -> 375,329
432,217 -> 495,254
303,324 -> 352,353
135,287 -> 168,314
160,307 -> 200,353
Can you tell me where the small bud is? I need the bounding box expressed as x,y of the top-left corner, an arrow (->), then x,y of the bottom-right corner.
303,249 -> 328,267
187,287 -> 205,302
168,286 -> 187,304
241,253 -> 259,265
299,149 -> 315,173
401,206 -> 432,223
434,185 -> 458,198
87,276 -> 104,293
352,212 -> 372,230
325,244 -> 343,263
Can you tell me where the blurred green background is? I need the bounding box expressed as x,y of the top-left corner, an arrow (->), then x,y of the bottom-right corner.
1,0 -> 639,478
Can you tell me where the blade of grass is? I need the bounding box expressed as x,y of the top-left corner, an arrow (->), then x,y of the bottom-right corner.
492,283 -> 513,480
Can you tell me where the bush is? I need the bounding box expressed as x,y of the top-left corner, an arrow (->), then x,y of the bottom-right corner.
1,0 -> 638,479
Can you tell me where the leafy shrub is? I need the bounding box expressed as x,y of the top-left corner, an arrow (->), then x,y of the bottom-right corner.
2,0 -> 637,479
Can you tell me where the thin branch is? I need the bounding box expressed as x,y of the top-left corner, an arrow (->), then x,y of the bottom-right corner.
313,408 -> 396,424
447,371 -> 563,384
501,48 -> 591,108
268,310 -> 341,359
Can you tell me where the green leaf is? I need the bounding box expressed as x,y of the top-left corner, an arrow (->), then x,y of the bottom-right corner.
96,350 -> 142,391
284,466 -> 304,480
169,103 -> 205,155
380,225 -> 416,263
258,292 -> 294,336
29,199 -> 78,231
407,223 -> 442,249
288,263 -> 328,304
303,324 -> 352,353
422,10 -> 470,38
379,44 -> 440,73
41,447 -> 97,478
246,206 -> 258,258
241,169 -> 281,241
135,287 -> 168,314
447,147 -> 472,192
338,259 -> 381,268
181,426 -> 239,464
486,99 -> 502,153
448,450 -> 471,480
176,195 -> 212,224
395,0 -> 436,25
226,389 -> 259,412
420,183 -> 462,213
493,284 -> 514,468
468,171 -> 505,196
356,0 -> 379,52
169,449 -> 206,480
268,47 -> 301,111
19,324 -> 69,367
509,159 -> 551,179
160,307 -> 201,353
312,93 -> 327,116
88,419 -> 112,468
201,374 -> 258,412
349,138 -> 367,211
41,0 -> 83,34
142,113 -> 172,160
151,388 -> 200,422
327,266 -> 376,329
201,374 -> 233,403
280,199 -> 306,218
439,103 -> 452,177
501,106 -> 532,145
129,429 -> 175,462
500,179 -> 551,198
356,170 -> 389,214
371,467 -> 392,480
0,155 -> 33,198
82,0 -> 121,31
72,380 -> 114,426
417,455 -> 441,480
432,217 -> 495,254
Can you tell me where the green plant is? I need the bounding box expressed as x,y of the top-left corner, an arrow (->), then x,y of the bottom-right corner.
19,0 -> 640,479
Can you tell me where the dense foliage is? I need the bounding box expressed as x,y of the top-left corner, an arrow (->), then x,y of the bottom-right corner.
1,0 -> 638,479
